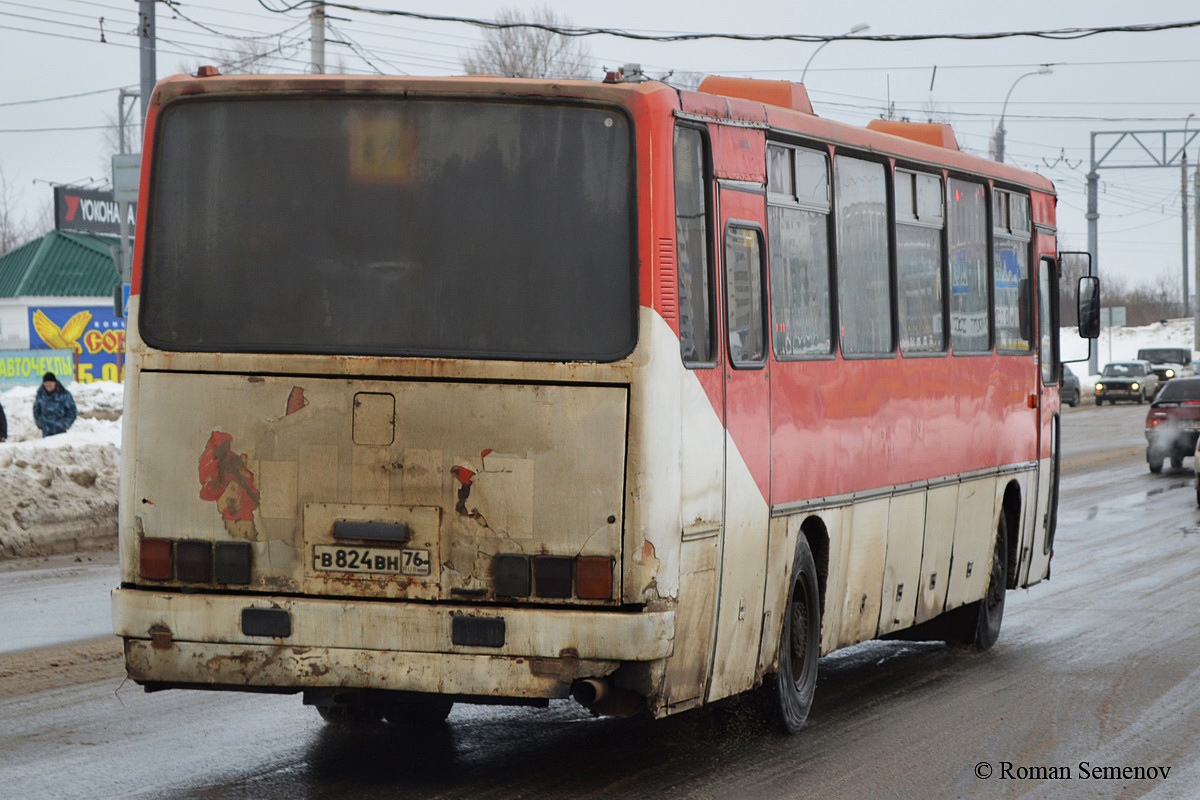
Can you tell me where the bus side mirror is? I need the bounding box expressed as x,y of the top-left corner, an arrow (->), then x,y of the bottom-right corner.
1078,276 -> 1100,339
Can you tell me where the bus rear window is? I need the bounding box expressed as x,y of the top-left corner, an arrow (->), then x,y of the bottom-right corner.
141,98 -> 635,361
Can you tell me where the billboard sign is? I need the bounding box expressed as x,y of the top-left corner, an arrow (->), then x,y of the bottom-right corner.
54,186 -> 136,236
27,305 -> 126,383
0,349 -> 74,388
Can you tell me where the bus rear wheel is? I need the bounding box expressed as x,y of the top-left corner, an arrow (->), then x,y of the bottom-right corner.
765,535 -> 821,734
382,697 -> 454,725
316,704 -> 384,727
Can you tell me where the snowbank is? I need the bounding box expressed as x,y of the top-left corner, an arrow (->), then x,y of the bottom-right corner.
0,382 -> 123,558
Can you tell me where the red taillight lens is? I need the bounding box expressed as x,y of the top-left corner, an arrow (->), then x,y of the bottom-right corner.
576,556 -> 614,600
176,541 -> 212,583
533,556 -> 572,598
139,538 -> 173,581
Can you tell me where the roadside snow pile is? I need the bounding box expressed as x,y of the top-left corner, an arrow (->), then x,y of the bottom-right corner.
1062,317 -> 1196,377
0,382 -> 123,558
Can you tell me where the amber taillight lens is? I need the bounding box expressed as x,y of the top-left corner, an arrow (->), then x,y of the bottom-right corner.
576,556 -> 614,600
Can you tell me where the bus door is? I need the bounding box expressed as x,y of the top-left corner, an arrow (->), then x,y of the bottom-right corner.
1025,252 -> 1060,586
707,186 -> 773,701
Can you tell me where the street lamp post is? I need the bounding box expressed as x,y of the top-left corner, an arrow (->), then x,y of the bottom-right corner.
800,23 -> 869,84
994,65 -> 1052,163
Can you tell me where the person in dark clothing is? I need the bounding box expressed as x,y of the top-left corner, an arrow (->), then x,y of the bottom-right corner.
33,371 -> 77,437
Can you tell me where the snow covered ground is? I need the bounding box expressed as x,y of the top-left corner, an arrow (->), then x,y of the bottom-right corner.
0,319 -> 1193,559
0,381 -> 123,558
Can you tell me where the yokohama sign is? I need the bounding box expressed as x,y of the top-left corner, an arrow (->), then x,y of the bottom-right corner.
54,186 -> 136,236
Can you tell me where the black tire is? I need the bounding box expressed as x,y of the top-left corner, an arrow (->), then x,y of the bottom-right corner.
973,514 -> 1008,651
1149,454 -> 1164,473
316,704 -> 384,727
1171,454 -> 1184,470
382,698 -> 454,726
765,535 -> 821,734
1095,397 -> 1103,406
949,513 -> 1008,651
1137,393 -> 1145,405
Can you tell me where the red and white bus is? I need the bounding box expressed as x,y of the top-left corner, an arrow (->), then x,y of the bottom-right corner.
112,67 -> 1097,732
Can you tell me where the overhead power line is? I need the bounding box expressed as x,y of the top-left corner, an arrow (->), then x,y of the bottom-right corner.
256,4 -> 1200,44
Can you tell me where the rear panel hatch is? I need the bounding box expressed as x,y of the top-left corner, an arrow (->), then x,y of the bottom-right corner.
131,372 -> 628,603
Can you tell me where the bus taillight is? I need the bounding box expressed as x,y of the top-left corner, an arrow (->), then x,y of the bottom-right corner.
176,541 -> 212,583
138,539 -> 252,586
139,538 -> 173,580
492,554 -> 614,600
576,556 -> 614,600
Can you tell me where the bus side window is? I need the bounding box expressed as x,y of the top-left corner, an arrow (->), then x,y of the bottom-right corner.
725,225 -> 766,366
675,127 -> 715,366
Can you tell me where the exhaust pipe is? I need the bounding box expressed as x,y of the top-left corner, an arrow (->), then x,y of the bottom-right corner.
570,678 -> 645,718
571,678 -> 608,706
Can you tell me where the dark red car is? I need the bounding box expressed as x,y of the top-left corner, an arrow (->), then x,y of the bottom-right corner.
1145,377 -> 1200,472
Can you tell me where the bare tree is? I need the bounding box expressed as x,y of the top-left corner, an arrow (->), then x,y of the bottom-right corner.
462,7 -> 593,79
0,167 -> 35,255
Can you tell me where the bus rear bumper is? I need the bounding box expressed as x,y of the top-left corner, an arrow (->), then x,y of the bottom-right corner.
112,588 -> 674,698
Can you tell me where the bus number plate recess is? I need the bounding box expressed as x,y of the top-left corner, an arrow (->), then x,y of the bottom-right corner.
312,545 -> 431,576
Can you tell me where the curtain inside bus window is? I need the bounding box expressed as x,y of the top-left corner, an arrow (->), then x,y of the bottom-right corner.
947,178 -> 989,353
141,98 -> 635,361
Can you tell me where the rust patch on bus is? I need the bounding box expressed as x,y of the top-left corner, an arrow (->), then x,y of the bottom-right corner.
198,431 -> 261,540
450,450 -> 495,527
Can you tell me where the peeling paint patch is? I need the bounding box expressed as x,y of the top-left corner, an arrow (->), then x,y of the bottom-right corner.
286,386 -> 308,415
641,540 -> 660,576
199,431 -> 261,539
450,464 -> 475,517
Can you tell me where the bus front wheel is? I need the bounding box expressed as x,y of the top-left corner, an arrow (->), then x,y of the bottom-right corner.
952,513 -> 1008,651
766,535 -> 821,734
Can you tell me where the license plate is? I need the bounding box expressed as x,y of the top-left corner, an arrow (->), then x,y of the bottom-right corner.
1184,420 -> 1200,430
313,545 -> 431,576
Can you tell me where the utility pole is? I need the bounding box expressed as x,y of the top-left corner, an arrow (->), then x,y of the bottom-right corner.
1088,128 -> 1200,374
1185,114 -> 1194,319
1195,164 -> 1200,352
1184,149 -> 1191,318
1087,165 -> 1099,377
139,0 -> 155,122
115,89 -> 138,285
310,2 -> 326,74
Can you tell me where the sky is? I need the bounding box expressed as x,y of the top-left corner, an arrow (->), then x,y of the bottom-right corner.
3,1 -> 1200,293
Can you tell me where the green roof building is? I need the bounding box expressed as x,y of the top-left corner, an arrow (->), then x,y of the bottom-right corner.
0,229 -> 126,384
